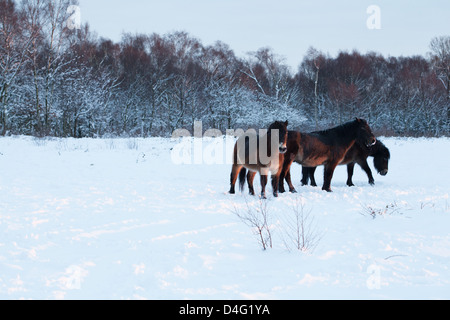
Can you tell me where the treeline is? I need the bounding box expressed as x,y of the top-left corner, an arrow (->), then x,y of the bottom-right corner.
1,0 -> 449,138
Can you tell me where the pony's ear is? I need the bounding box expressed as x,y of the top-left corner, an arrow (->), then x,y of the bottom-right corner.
284,120 -> 289,126
355,117 -> 361,123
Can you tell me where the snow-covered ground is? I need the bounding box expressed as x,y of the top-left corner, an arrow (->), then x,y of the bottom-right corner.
0,135 -> 449,300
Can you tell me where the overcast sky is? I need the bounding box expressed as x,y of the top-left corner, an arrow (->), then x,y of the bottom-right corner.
77,0 -> 450,69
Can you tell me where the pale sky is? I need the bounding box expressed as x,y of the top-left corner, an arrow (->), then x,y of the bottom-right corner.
78,0 -> 450,70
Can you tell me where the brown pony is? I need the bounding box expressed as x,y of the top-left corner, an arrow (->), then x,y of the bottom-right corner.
229,121 -> 289,199
279,118 -> 376,193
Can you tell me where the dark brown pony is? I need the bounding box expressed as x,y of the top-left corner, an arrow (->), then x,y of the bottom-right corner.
299,139 -> 391,188
229,121 -> 289,199
279,118 -> 376,193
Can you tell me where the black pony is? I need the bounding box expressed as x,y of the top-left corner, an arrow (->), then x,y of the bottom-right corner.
279,118 -> 376,193
300,139 -> 391,188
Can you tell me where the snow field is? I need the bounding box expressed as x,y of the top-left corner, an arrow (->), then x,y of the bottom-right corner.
0,136 -> 449,299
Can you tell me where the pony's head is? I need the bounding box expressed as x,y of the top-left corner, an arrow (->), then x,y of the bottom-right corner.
355,118 -> 376,148
373,141 -> 390,176
268,120 -> 289,154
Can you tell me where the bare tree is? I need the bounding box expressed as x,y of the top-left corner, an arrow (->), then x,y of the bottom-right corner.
241,47 -> 293,103
304,47 -> 325,129
0,0 -> 34,135
20,0 -> 76,135
429,36 -> 450,131
429,36 -> 450,99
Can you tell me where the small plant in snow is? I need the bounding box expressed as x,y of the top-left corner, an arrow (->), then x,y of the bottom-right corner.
361,202 -> 401,219
136,152 -> 146,163
127,139 -> 140,150
281,196 -> 322,253
232,195 -> 322,252
105,139 -> 116,150
232,197 -> 273,251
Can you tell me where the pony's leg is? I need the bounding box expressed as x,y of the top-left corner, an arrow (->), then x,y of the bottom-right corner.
278,177 -> 286,193
247,171 -> 257,196
278,158 -> 290,193
285,169 -> 297,193
229,164 -> 243,194
271,175 -> 279,197
273,156 -> 287,197
260,174 -> 268,199
301,167 -> 309,186
309,167 -> 318,187
278,169 -> 286,194
282,158 -> 296,193
356,159 -> 375,185
346,163 -> 356,187
322,163 -> 338,192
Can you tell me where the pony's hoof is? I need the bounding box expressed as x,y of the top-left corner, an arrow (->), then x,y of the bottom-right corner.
322,187 -> 332,192
289,189 -> 297,193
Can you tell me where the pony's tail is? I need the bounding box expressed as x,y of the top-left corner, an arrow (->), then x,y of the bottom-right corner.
238,167 -> 247,192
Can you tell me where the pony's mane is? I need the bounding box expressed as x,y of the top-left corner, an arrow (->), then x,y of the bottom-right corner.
268,121 -> 288,131
313,119 -> 360,136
